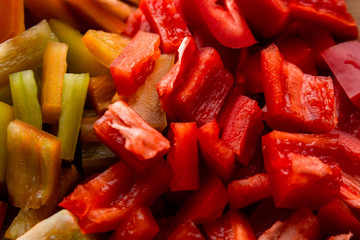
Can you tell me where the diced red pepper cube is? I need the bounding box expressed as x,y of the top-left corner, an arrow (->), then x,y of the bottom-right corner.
322,40 -> 360,109
110,31 -> 160,95
167,122 -> 199,191
203,210 -> 256,240
221,95 -> 263,165
228,173 -> 272,209
109,206 -> 159,240
262,131 -> 342,209
93,100 -> 170,174
197,120 -> 235,182
140,0 -> 191,53
261,44 -> 337,133
168,220 -> 205,240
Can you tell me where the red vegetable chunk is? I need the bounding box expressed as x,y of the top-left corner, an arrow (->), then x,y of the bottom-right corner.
109,206 -> 159,240
322,40 -> 360,109
203,210 -> 256,240
93,100 -> 170,174
110,31 -> 160,95
140,0 -> 190,53
168,220 -> 205,240
261,44 -> 337,133
167,122 -> 199,191
341,172 -> 360,216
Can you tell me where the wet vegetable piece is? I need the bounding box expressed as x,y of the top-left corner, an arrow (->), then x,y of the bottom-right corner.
168,220 -> 205,240
93,0 -> 136,21
88,75 -> 116,115
6,120 -> 61,209
9,70 -> 42,129
0,0 -> 24,43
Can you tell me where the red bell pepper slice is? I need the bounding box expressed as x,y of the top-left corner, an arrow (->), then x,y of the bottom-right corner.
192,0 -> 256,48
124,8 -> 150,37
221,95 -> 263,165
262,130 -> 342,209
172,47 -> 234,126
318,198 -> 360,237
168,220 -> 205,240
110,31 -> 160,95
328,233 -> 353,240
197,120 -> 235,182
139,0 -> 191,53
109,206 -> 159,240
236,0 -> 289,39
203,210 -> 256,240
59,161 -> 135,219
341,172 -> 360,217
167,122 -> 199,191
290,0 -> 358,40
261,44 -> 337,133
322,40 -> 360,109
93,100 -> 170,174
157,36 -> 197,116
228,173 -> 272,209
78,160 -> 171,233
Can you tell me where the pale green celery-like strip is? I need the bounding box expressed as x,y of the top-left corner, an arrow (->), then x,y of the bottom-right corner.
9,70 -> 42,129
58,73 -> 90,160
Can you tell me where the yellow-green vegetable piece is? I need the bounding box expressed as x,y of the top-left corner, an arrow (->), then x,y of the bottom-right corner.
0,102 -> 14,189
9,70 -> 42,129
17,209 -> 94,240
58,73 -> 90,161
48,19 -> 109,76
127,54 -> 174,131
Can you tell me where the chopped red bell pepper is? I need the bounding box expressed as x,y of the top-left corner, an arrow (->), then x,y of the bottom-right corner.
221,95 -> 263,165
197,120 -> 235,182
167,122 -> 199,191
203,210 -> 256,240
322,40 -> 360,109
290,0 -> 358,40
109,206 -> 159,240
168,220 -> 205,240
261,44 -> 337,133
124,8 -> 145,37
172,47 -> 234,125
110,31 -> 160,95
78,160 -> 171,233
236,0 -> 290,39
262,130 -> 342,209
228,173 -> 272,209
340,172 -> 360,217
139,0 -> 191,53
93,100 -> 170,175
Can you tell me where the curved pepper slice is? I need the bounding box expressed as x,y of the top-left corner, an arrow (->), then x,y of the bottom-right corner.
168,220 -> 205,240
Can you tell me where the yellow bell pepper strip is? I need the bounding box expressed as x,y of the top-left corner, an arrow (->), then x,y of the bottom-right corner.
0,20 -> 57,91
93,0 -> 136,21
0,0 -> 25,43
9,70 -> 43,129
48,19 -> 109,76
58,73 -> 90,161
127,54 -> 174,131
88,75 -> 116,115
6,120 -> 61,209
0,102 -> 14,189
82,29 -> 130,67
41,41 -> 68,124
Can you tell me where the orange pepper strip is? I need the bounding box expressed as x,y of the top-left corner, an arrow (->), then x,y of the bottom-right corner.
93,0 -> 136,21
0,0 -> 25,43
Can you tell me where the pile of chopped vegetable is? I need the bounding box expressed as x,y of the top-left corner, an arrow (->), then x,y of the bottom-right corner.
1,0 -> 360,239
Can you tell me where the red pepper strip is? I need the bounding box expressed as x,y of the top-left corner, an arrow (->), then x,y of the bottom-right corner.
193,0 -> 256,48
318,198 -> 360,237
59,161 -> 135,219
228,173 -> 271,209
167,122 -> 199,191
322,40 -> 360,110
197,120 -> 235,182
203,210 -> 256,240
124,8 -> 143,37
290,0 -> 358,40
110,31 -> 160,95
168,220 -> 205,240
237,0 -> 289,39
93,100 -> 170,174
173,47 -> 234,126
262,131 -> 342,209
79,160 -> 171,233
140,0 -> 191,53
157,36 -> 196,116
262,44 -> 337,133
221,95 -> 263,165
109,206 -> 159,240
341,172 -> 360,217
